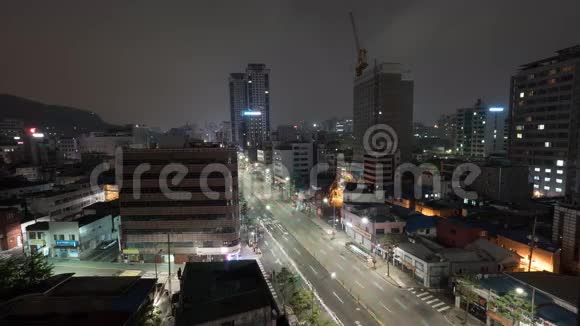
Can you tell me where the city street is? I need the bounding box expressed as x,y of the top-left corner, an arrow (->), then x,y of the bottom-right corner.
242,171 -> 451,326
255,210 -> 378,325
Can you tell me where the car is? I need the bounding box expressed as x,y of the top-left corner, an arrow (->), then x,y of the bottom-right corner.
99,239 -> 117,250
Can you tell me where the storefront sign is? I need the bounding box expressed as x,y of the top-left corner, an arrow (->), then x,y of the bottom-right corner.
29,239 -> 45,246
55,240 -> 78,247
122,248 -> 140,255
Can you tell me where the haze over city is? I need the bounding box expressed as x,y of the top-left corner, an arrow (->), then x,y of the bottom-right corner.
1,0 -> 579,129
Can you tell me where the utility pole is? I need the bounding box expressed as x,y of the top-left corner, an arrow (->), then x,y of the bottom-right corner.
527,216 -> 538,272
167,233 -> 172,296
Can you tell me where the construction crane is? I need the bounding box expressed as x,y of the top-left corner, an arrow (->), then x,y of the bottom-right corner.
349,12 -> 368,77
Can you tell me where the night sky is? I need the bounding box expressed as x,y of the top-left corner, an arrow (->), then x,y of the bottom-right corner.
1,0 -> 579,130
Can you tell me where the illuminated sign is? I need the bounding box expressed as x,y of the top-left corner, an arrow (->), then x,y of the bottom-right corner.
32,133 -> 45,138
489,107 -> 504,112
55,240 -> 78,247
243,111 -> 262,116
13,136 -> 20,140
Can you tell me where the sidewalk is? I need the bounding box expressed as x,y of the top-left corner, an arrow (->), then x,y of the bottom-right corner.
445,309 -> 485,326
306,213 -> 416,289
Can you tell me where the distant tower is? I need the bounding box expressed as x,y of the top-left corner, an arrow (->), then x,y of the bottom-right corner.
228,64 -> 271,150
228,73 -> 247,146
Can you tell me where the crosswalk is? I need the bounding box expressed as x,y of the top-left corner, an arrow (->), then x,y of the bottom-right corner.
407,288 -> 451,313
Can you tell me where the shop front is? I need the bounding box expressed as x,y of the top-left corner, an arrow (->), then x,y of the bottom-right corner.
53,240 -> 79,258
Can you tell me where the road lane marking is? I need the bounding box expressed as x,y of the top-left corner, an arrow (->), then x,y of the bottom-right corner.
355,280 -> 365,289
380,302 -> 392,312
275,258 -> 282,265
437,306 -> 451,312
339,255 -> 347,261
258,221 -> 343,325
264,240 -> 269,246
426,299 -> 439,304
293,248 -> 301,255
417,292 -> 430,298
421,295 -> 434,301
353,265 -> 362,273
309,265 -> 319,275
394,297 -> 408,310
333,292 -> 344,304
335,263 -> 344,271
407,288 -> 414,291
283,235 -> 289,241
372,281 -> 385,292
320,248 -> 327,255
432,302 -> 445,308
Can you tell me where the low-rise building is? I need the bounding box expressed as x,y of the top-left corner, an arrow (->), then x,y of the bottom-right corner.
415,200 -> 461,218
0,207 -> 22,250
0,275 -> 156,326
25,205 -> 119,258
0,177 -> 53,200
342,203 -> 406,251
405,214 -> 437,238
176,260 -> 280,326
394,237 -> 520,288
454,272 -> 579,326
470,161 -> 532,203
495,230 -> 561,273
436,218 -> 489,248
27,183 -> 105,221
343,182 -> 384,204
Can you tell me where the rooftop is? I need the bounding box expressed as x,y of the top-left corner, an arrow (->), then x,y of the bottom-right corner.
0,275 -> 156,326
176,260 -> 277,326
478,273 -> 579,326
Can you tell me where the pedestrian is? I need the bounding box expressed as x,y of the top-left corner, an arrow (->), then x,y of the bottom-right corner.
177,267 -> 182,280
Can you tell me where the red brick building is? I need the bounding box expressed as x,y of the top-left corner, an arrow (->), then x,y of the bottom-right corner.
0,207 -> 22,250
436,218 -> 487,248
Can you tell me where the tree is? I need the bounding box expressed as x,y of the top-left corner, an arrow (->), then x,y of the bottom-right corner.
455,273 -> 480,324
135,301 -> 162,326
491,290 -> 536,326
289,289 -> 335,325
274,267 -> 299,314
0,252 -> 53,290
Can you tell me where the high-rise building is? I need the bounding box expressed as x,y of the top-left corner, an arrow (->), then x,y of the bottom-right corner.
353,63 -> 413,189
228,64 -> 271,149
453,99 -> 507,158
508,45 -> 580,197
436,114 -> 456,150
353,63 -> 413,161
273,142 -> 314,189
119,145 -> 240,263
229,73 -> 248,146
246,64 -> 271,143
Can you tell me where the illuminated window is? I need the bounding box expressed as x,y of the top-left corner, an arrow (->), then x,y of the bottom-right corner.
533,176 -> 540,180
538,124 -> 545,130
544,186 -> 550,190
520,92 -> 525,98
556,179 -> 563,184
557,160 -> 565,166
545,169 -> 551,173
533,184 -> 539,189
545,177 -> 551,182
556,188 -> 563,192
526,116 -> 532,122
481,140 -> 485,143
534,167 -> 540,172
557,170 -> 563,174
517,133 -> 523,139
545,142 -> 551,148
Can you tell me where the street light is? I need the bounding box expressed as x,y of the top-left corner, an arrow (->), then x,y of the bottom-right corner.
515,287 -> 525,295
323,197 -> 329,204
361,217 -> 369,224
266,205 -> 271,210
330,272 -> 336,279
